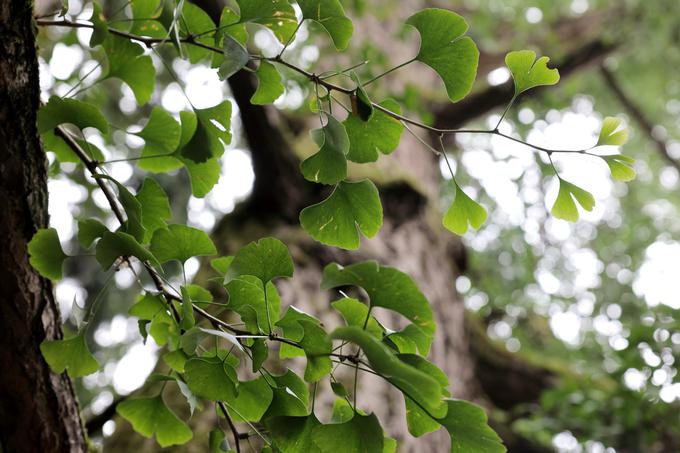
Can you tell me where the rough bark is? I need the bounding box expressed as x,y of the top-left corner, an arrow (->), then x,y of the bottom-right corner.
0,2 -> 89,452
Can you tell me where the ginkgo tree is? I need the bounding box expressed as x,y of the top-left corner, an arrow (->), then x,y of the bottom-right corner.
27,0 -> 635,452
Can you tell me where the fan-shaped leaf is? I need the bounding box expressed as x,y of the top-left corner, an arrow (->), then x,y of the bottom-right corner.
40,333 -> 99,377
551,179 -> 595,222
150,224 -> 216,264
406,9 -> 479,102
344,99 -> 403,163
442,183 -> 487,235
37,96 -> 108,134
297,0 -> 353,50
28,228 -> 68,280
251,61 -> 284,104
300,179 -> 382,250
116,396 -> 193,447
596,116 -> 628,147
505,50 -> 559,95
438,399 -> 506,453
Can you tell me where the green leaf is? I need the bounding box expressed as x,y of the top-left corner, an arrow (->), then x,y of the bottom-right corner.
331,397 -> 356,422
330,327 -> 446,418
37,96 -> 108,134
219,34 -> 249,80
442,182 -> 487,235
130,295 -> 178,347
77,219 -> 108,248
176,379 -> 200,416
551,179 -> 595,222
300,179 -> 382,250
263,370 -> 309,418
312,413 -> 384,453
182,156 -> 222,198
331,381 -> 348,397
438,400 -> 506,453
135,107 -> 182,173
96,175 -> 146,242
331,297 -> 383,339
602,154 -> 636,181
250,338 -> 268,372
88,2 -> 108,47
150,224 -> 216,264
129,293 -> 167,320
300,118 -> 349,184
406,9 -> 479,102
236,0 -> 298,43
344,99 -> 403,163
351,73 -> 374,121
297,0 -> 353,50
95,230 -> 159,269
225,237 -> 293,284
184,356 -> 238,401
116,396 -> 193,447
225,276 -> 281,334
40,333 -> 99,377
251,61 -> 284,105
505,50 -> 560,95
276,306 -> 319,359
399,354 -> 449,437
28,228 -> 68,280
266,414 -> 321,453
163,349 -> 188,373
596,116 -> 628,147
103,35 -> 155,105
295,319 -> 332,381
179,286 -> 196,330
180,101 -> 232,163
211,256 -> 234,275
322,261 -> 435,348
199,328 -> 245,353
227,376 -> 273,422
178,2 -> 216,63
209,428 -> 229,453
136,178 -> 172,243
184,283 -> 213,309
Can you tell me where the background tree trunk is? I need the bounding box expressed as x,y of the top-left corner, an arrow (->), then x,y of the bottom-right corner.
0,2 -> 89,452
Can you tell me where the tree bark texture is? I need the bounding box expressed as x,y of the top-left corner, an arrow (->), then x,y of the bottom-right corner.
0,2 -> 89,452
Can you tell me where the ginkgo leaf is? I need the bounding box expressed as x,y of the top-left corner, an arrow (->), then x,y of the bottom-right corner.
95,230 -> 159,269
601,154 -> 636,181
312,413 -> 384,453
178,2 -> 217,64
40,333 -> 99,377
225,275 -> 282,334
88,1 -> 108,47
77,219 -> 108,248
322,261 -> 435,350
135,107 -> 182,173
184,356 -> 238,401
442,183 -> 487,235
301,117 -> 350,184
332,297 -> 383,339
300,179 -> 382,250
28,228 -> 68,280
116,396 -> 193,447
505,50 -> 560,95
103,35 -> 155,105
267,414 -> 321,453
344,99 -> 404,163
218,34 -> 249,80
251,61 -> 284,104
297,0 -> 353,50
438,400 -> 506,453
179,286 -> 196,330
37,96 -> 108,134
136,178 -> 172,243
276,306 -> 320,359
330,327 -> 446,418
227,376 -> 274,422
351,72 -> 374,121
406,8 -> 479,103
400,354 -> 449,437
551,179 -> 595,222
263,370 -> 310,418
236,0 -> 298,44
180,101 -> 232,163
150,224 -> 217,264
596,116 -> 628,147
225,237 -> 293,284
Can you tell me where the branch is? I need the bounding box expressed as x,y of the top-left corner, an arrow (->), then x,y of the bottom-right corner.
38,19 -> 594,158
600,65 -> 680,171
218,402 -> 241,453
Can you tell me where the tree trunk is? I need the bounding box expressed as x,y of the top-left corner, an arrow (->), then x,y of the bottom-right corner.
0,2 -> 89,452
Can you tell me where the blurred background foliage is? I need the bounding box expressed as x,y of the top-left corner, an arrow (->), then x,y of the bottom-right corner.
34,0 -> 680,451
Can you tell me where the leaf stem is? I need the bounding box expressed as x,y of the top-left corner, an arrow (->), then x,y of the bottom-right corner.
363,58 -> 416,86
